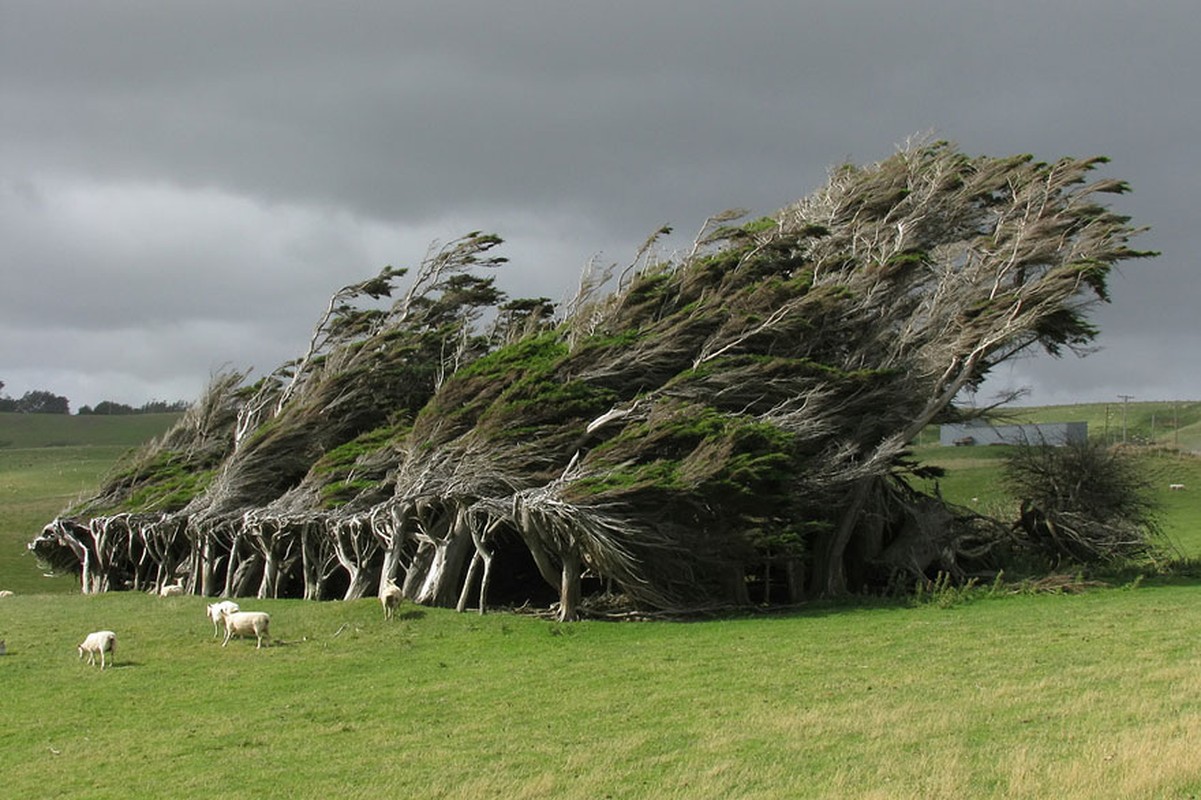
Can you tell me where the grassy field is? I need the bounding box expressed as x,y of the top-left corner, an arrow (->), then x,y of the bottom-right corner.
0,413 -> 180,593
3,407 -> 1201,797
0,411 -> 181,449
3,587 -> 1201,798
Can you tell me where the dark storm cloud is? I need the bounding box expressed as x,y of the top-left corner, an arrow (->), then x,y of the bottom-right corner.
1,0 -> 1197,408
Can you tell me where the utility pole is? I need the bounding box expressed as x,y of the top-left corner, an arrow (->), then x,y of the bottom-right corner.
1118,394 -> 1135,444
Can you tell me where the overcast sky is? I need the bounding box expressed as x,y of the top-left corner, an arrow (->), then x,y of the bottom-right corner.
2,1 -> 1197,411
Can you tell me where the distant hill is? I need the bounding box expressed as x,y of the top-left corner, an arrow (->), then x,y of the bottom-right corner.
0,412 -> 182,450
995,401 -> 1201,452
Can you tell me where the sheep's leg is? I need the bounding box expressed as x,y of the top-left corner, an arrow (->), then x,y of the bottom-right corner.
222,628 -> 232,647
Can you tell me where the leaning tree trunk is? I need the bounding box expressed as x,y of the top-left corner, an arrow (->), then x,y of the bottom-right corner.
89,517 -> 123,593
402,540 -> 434,599
456,517 -> 501,614
198,531 -> 219,596
224,524 -> 262,598
126,522 -> 150,592
412,524 -> 473,606
245,518 -> 284,600
300,519 -> 337,600
558,549 -> 582,623
814,475 -> 875,597
331,515 -> 382,601
373,503 -> 412,598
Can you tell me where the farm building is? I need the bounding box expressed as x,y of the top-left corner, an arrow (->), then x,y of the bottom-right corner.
939,421 -> 1087,447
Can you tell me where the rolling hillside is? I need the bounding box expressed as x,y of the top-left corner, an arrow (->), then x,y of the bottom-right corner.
0,412 -> 180,593
990,401 -> 1201,451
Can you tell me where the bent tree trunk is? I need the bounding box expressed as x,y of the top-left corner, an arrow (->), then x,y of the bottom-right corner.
559,549 -> 582,623
373,503 -> 412,597
328,515 -> 382,600
456,517 -> 501,614
412,528 -> 473,606
402,502 -> 472,607
814,476 -> 875,597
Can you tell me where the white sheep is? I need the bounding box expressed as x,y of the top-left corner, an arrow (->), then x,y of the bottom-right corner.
78,630 -> 117,669
380,582 -> 403,620
1170,483 -> 1186,491
206,601 -> 241,637
159,583 -> 185,597
0,589 -> 14,597
221,610 -> 271,649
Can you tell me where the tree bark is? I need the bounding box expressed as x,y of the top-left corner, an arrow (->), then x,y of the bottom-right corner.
559,550 -> 581,623
816,476 -> 874,597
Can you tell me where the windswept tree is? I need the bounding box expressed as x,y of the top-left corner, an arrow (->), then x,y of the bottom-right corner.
33,140 -> 1155,614
1006,439 -> 1163,566
768,144 -> 1155,593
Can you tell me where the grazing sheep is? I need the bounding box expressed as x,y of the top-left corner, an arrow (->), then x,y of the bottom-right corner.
380,582 -> 403,621
0,589 -> 14,597
221,610 -> 271,649
78,630 -> 117,669
1170,483 -> 1185,491
159,583 -> 185,597
206,601 -> 241,637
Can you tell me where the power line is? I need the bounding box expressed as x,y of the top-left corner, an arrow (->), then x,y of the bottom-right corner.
1114,391 -> 1133,442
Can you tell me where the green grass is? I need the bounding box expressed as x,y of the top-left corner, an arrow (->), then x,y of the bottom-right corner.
3,589 -> 1201,798
0,412 -> 181,449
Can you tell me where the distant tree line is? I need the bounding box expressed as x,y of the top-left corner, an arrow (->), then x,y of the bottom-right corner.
0,379 -> 187,415
0,382 -> 70,414
77,400 -> 190,415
